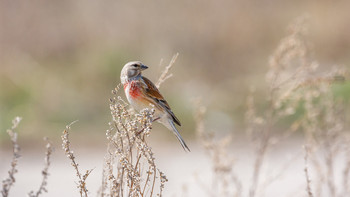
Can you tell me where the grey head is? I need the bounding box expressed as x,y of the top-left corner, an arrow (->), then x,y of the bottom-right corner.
120,61 -> 148,84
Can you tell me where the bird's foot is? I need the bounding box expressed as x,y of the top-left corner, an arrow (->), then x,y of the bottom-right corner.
136,128 -> 144,136
152,117 -> 160,122
136,117 -> 159,136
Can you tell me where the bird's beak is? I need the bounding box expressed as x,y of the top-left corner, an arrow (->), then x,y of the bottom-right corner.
141,64 -> 148,70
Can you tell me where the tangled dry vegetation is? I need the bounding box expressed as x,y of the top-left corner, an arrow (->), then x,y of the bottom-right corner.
194,16 -> 350,197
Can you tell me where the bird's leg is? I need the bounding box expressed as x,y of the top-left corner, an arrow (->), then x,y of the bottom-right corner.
136,117 -> 160,136
152,117 -> 161,122
136,128 -> 144,136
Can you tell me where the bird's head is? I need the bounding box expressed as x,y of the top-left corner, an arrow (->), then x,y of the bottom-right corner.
120,61 -> 148,84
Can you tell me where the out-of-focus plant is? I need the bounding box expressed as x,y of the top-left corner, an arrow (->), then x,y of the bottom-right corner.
195,15 -> 350,197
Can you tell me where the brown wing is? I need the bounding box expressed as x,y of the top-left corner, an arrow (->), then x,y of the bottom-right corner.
141,76 -> 181,126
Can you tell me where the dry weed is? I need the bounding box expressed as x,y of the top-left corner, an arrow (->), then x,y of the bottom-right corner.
245,15 -> 314,197
194,99 -> 242,197
1,117 -> 21,197
28,137 -> 54,197
304,145 -> 314,197
62,121 -> 93,197
195,15 -> 350,197
249,15 -> 350,197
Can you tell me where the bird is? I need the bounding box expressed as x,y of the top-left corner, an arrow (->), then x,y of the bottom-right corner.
120,61 -> 190,152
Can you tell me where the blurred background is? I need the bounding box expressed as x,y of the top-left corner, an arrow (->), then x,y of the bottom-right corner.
0,0 -> 350,196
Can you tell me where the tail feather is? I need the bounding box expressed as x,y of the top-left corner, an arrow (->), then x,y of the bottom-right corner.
168,120 -> 190,152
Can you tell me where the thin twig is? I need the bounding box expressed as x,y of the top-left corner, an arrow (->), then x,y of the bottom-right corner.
61,121 -> 92,197
150,168 -> 157,197
28,137 -> 54,197
156,53 -> 178,88
304,145 -> 314,197
1,117 -> 22,197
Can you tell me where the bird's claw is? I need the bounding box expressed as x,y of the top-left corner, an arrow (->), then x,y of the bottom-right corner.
136,128 -> 144,136
152,117 -> 160,122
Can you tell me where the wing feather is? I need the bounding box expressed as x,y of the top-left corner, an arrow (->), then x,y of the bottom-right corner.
141,76 -> 181,126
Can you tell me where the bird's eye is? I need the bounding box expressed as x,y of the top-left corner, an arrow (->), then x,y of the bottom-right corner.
132,64 -> 138,68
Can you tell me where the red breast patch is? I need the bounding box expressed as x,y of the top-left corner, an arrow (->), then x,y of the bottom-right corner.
128,81 -> 141,99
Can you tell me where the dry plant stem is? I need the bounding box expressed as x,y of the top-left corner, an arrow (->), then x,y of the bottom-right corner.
249,99 -> 274,197
310,151 -> 326,197
62,121 -> 92,197
28,138 -> 54,197
261,150 -> 302,190
1,117 -> 22,197
150,168 -> 157,197
194,100 -> 241,197
324,140 -> 336,197
158,170 -> 167,197
231,173 -> 242,197
156,53 -> 178,88
99,152 -> 111,197
304,145 -> 314,197
342,154 -> 350,195
249,138 -> 268,197
301,89 -> 346,196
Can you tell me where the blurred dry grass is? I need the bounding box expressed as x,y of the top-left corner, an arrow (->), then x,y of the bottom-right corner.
193,16 -> 350,197
0,0 -> 350,146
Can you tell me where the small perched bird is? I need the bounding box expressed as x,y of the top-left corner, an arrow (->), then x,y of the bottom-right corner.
120,61 -> 190,152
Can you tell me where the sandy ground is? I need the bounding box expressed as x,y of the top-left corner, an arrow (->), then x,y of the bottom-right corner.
0,137 -> 331,197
